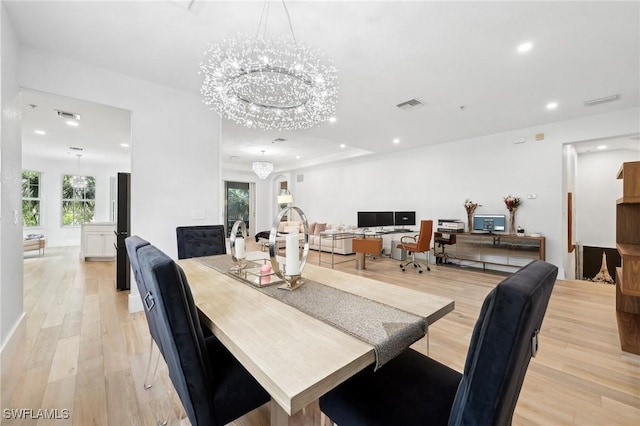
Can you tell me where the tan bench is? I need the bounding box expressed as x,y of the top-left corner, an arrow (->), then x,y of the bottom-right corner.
23,237 -> 45,256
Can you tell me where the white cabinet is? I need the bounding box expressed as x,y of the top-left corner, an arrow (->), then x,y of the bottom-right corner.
81,223 -> 116,260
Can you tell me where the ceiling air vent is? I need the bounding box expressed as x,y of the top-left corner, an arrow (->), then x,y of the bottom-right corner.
56,110 -> 81,120
69,146 -> 83,151
396,98 -> 424,111
272,138 -> 287,143
583,94 -> 619,107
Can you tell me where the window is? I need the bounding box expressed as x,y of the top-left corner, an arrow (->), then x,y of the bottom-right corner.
62,174 -> 96,226
22,170 -> 41,227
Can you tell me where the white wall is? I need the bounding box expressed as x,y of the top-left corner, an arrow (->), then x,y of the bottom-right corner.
22,155 -> 129,247
19,46 -> 221,312
0,0 -> 24,381
576,149 -> 640,248
289,108 -> 640,278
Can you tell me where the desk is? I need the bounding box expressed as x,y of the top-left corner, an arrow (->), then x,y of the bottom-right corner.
355,229 -> 417,254
318,231 -> 356,268
177,258 -> 454,425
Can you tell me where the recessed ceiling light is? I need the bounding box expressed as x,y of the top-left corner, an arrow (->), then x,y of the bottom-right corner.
296,155 -> 301,160
393,138 -> 400,144
66,120 -> 79,127
517,42 -> 533,53
340,144 -> 346,148
120,143 -> 130,148
329,116 -> 337,123
597,145 -> 607,150
34,130 -> 46,135
546,102 -> 558,110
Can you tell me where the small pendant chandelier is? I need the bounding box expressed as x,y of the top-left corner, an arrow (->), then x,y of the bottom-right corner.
252,150 -> 274,179
71,154 -> 87,189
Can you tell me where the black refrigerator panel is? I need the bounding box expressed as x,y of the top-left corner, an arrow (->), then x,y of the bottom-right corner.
116,172 -> 131,291
117,172 -> 130,233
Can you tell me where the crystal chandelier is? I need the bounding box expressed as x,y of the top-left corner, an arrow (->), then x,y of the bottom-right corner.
252,150 -> 274,179
199,0 -> 338,131
71,154 -> 87,189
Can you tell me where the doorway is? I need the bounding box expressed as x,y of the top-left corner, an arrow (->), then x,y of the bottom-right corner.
20,89 -> 132,248
563,134 -> 640,279
224,181 -> 255,237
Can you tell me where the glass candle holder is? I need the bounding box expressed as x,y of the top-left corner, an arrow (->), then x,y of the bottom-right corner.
229,220 -> 248,271
268,206 -> 309,291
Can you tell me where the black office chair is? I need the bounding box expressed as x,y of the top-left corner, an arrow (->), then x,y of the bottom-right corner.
136,243 -> 270,425
320,260 -> 558,426
176,225 -> 226,259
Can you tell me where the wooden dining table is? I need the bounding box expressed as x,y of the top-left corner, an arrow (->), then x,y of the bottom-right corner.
177,256 -> 455,426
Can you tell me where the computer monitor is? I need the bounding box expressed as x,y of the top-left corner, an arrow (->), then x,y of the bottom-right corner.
394,211 -> 416,227
473,214 -> 506,233
377,211 -> 395,227
357,211 -> 395,228
357,212 -> 378,228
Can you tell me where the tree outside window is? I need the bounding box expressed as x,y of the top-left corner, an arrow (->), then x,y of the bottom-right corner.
62,174 -> 96,226
225,181 -> 250,236
22,170 -> 41,227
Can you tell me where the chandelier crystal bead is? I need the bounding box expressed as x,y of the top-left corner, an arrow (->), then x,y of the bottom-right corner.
199,25 -> 338,131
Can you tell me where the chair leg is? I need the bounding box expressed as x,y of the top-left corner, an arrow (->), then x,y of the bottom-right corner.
144,338 -> 161,390
399,251 -> 416,271
320,411 -> 335,426
400,251 -> 430,273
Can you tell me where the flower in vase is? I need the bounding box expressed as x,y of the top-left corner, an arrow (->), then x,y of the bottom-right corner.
504,195 -> 522,211
464,199 -> 478,214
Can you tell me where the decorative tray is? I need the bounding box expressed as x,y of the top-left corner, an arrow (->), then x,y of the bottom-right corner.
231,266 -> 284,288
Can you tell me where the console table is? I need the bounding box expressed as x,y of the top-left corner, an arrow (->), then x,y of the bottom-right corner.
441,233 -> 545,270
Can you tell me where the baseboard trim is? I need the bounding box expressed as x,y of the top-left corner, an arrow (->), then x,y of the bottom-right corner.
1,313 -> 26,408
128,293 -> 143,314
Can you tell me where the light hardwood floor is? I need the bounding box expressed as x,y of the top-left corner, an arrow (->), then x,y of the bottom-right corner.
4,245 -> 639,425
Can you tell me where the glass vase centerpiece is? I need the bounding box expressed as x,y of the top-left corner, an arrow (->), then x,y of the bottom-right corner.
503,195 -> 522,234
269,206 -> 310,291
229,220 -> 248,273
464,199 -> 479,232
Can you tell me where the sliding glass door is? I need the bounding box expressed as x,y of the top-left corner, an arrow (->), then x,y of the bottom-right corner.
224,181 -> 255,237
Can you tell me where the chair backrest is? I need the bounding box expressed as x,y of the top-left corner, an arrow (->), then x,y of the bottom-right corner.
124,236 -> 163,349
448,260 -> 558,426
176,225 -> 226,259
416,220 -> 433,252
137,244 -> 216,425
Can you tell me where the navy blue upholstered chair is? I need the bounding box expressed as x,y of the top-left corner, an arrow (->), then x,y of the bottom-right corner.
320,260 -> 558,426
136,243 -> 270,425
125,236 -> 162,390
176,225 -> 226,259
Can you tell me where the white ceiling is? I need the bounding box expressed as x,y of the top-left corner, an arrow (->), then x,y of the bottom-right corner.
21,89 -> 132,168
8,0 -> 640,172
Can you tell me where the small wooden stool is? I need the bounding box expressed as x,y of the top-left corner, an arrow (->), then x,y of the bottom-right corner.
353,238 -> 382,270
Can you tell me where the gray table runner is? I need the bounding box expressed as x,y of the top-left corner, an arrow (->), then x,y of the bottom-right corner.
195,255 -> 427,370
